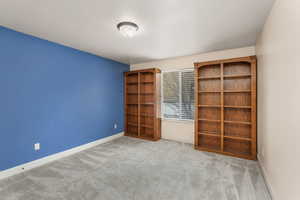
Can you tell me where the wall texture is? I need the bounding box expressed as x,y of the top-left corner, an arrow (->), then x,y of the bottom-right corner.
131,46 -> 255,144
0,26 -> 129,171
256,0 -> 300,199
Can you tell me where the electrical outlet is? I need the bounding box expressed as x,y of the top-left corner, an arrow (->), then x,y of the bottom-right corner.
114,123 -> 117,129
34,143 -> 40,151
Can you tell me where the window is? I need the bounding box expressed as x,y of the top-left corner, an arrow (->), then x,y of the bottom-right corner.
162,70 -> 195,120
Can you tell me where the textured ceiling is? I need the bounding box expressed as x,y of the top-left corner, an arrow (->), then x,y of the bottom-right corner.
0,0 -> 274,64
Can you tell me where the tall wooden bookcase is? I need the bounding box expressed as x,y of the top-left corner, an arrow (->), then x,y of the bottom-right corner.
124,68 -> 161,141
194,56 -> 257,160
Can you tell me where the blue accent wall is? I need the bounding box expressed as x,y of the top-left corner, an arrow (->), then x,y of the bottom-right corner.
0,26 -> 129,171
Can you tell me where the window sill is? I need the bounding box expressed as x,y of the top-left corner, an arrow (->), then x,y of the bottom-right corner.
162,118 -> 194,124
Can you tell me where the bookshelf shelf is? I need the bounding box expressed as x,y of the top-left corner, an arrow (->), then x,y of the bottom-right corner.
198,119 -> 221,123
198,76 -> 221,80
198,105 -> 221,108
224,74 -> 251,79
224,90 -> 251,93
198,132 -> 221,137
224,105 -> 251,109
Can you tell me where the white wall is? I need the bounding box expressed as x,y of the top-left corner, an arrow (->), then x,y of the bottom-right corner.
131,46 -> 255,144
256,0 -> 300,199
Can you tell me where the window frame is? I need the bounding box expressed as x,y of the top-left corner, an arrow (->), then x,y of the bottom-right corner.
161,68 -> 195,122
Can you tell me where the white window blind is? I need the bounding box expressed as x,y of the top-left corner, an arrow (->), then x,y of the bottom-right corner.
162,70 -> 195,120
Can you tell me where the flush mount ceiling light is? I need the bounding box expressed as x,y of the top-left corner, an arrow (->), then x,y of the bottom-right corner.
117,21 -> 139,37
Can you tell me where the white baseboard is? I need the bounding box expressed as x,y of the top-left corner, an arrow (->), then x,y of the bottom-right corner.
0,132 -> 124,180
257,154 -> 275,200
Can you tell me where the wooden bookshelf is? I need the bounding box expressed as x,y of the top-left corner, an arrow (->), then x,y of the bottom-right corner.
124,68 -> 161,141
194,56 -> 257,160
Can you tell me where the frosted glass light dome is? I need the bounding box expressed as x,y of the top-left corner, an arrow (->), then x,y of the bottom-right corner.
117,22 -> 139,37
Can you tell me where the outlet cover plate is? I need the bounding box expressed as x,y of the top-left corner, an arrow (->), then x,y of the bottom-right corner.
34,143 -> 40,151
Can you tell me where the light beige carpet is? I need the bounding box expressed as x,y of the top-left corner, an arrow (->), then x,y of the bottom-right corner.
0,136 -> 271,200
